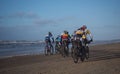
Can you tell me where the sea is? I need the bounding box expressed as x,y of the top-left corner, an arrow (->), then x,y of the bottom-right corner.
0,39 -> 120,58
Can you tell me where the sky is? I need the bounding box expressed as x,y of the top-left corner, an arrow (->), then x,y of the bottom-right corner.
0,0 -> 120,41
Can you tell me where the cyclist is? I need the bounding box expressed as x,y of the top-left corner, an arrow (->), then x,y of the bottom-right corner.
61,30 -> 71,56
55,35 -> 62,53
45,32 -> 54,54
55,35 -> 62,45
80,25 -> 93,44
61,30 -> 71,48
72,25 -> 93,50
73,28 -> 83,47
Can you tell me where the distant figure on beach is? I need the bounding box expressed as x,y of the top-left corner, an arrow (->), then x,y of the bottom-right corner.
45,32 -> 54,55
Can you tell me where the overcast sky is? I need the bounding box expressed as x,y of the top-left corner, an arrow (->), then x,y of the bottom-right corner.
0,0 -> 120,41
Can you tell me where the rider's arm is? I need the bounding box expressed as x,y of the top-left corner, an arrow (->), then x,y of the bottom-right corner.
89,33 -> 93,41
51,36 -> 54,43
87,29 -> 93,41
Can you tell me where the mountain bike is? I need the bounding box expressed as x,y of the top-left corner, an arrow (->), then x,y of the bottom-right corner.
81,38 -> 91,60
44,41 -> 53,56
71,37 -> 91,63
71,37 -> 82,63
55,41 -> 61,54
61,39 -> 69,57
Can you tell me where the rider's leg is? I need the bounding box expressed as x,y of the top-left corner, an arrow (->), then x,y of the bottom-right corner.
45,42 -> 49,55
50,42 -> 54,54
55,41 -> 58,53
67,40 -> 69,54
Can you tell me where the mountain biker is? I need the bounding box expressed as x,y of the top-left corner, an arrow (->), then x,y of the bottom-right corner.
75,28 -> 83,39
72,25 -> 93,48
80,25 -> 93,44
71,28 -> 83,49
55,35 -> 62,53
45,32 -> 54,54
55,35 -> 62,45
61,30 -> 71,52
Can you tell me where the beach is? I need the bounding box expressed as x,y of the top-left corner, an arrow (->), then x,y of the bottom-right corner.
0,43 -> 120,74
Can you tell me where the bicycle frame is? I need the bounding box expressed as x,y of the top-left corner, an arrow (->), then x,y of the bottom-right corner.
45,41 -> 53,55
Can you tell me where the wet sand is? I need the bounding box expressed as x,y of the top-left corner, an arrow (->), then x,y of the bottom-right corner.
0,43 -> 120,74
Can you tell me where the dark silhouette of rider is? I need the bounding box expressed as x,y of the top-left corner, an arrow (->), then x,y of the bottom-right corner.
45,32 -> 54,54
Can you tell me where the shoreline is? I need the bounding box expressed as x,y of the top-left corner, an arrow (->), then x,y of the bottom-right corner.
0,42 -> 120,74
0,42 -> 120,59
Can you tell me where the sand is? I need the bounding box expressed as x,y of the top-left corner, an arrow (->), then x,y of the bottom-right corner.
0,43 -> 120,74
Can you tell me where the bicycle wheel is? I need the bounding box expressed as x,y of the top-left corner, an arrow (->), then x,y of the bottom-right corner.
60,45 -> 65,57
71,46 -> 74,58
55,44 -> 61,54
72,48 -> 79,63
61,41 -> 66,57
85,46 -> 89,59
44,46 -> 48,56
55,44 -> 58,53
80,47 -> 86,62
65,46 -> 69,57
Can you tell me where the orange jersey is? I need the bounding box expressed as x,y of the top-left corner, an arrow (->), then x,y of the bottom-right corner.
61,34 -> 68,39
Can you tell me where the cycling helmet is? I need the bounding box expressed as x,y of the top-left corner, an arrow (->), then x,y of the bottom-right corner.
48,32 -> 51,35
48,32 -> 52,36
64,30 -> 68,34
82,25 -> 87,29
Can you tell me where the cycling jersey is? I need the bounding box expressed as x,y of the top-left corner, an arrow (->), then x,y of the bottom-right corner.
61,34 -> 68,39
84,29 -> 91,35
55,36 -> 61,42
45,35 -> 54,43
75,30 -> 83,35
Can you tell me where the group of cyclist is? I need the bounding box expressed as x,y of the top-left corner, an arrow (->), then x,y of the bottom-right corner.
45,25 -> 93,55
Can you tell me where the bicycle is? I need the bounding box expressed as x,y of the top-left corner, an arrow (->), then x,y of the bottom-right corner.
55,41 -> 61,54
61,39 -> 69,57
71,37 -> 82,63
44,41 -> 53,56
71,37 -> 91,63
80,38 -> 92,62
